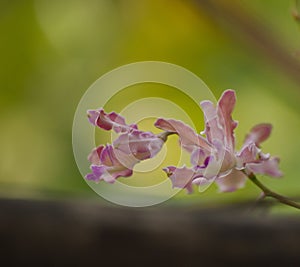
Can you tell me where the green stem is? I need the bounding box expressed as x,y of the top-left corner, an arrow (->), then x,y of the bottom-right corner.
247,173 -> 300,210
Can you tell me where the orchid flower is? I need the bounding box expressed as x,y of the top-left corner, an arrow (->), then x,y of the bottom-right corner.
85,109 -> 170,183
155,90 -> 282,193
85,91 -> 300,210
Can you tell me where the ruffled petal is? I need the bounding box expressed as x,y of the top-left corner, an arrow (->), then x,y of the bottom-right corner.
87,145 -> 104,165
113,130 -> 164,161
163,166 -> 196,193
87,110 -> 100,126
85,144 -> 135,183
244,123 -> 272,147
190,147 -> 207,166
108,166 -> 133,180
245,157 -> 283,177
85,164 -> 133,183
217,90 -> 238,151
200,100 -> 224,143
87,108 -> 137,133
155,118 -> 211,152
85,165 -> 114,183
236,143 -> 259,168
85,165 -> 106,182
199,139 -> 235,179
215,169 -> 247,192
100,145 -> 118,166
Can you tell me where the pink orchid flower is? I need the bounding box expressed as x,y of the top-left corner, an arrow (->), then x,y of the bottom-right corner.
156,90 -> 282,193
85,109 -> 167,183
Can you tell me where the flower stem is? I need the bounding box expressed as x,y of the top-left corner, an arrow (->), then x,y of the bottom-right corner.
247,173 -> 300,210
158,131 -> 176,142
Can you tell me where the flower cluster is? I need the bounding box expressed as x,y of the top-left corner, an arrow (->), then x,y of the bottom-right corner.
156,90 -> 282,193
85,109 -> 168,183
85,90 -> 282,193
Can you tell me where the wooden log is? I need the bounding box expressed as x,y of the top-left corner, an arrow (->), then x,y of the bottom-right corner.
0,198 -> 299,266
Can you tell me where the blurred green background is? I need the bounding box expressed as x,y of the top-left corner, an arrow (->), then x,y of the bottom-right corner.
1,0 -> 300,211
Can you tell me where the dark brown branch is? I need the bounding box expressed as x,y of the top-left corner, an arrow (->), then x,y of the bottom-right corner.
247,173 -> 300,210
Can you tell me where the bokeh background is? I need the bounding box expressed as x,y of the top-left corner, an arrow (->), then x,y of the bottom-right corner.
1,0 -> 300,212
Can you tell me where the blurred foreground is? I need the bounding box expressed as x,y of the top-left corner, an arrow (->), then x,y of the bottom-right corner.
1,197 -> 300,266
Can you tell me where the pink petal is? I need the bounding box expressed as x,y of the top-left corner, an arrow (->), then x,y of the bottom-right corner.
198,139 -> 235,179
190,148 -> 207,166
85,164 -> 133,183
100,144 -> 138,170
217,90 -> 238,151
87,145 -> 104,165
108,166 -> 133,180
192,177 -> 211,187
236,143 -> 259,168
155,118 -> 211,152
85,144 -> 135,184
87,110 -> 100,126
198,155 -> 218,180
87,108 -> 137,133
85,165 -> 113,183
244,123 -> 272,147
85,165 -> 105,182
245,157 -> 283,177
200,101 -> 224,143
215,169 -> 247,192
163,166 -> 195,193
100,144 -> 118,166
113,130 -> 164,161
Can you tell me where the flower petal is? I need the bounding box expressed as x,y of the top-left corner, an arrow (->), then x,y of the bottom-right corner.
244,123 -> 272,147
85,165 -> 112,183
87,110 -> 100,126
163,166 -> 195,193
100,144 -> 118,166
155,118 -> 211,152
200,100 -> 224,143
217,90 -> 238,151
190,147 -> 207,166
101,144 -> 138,170
236,143 -> 259,168
87,108 -> 137,133
108,166 -> 133,180
86,164 -> 133,183
87,145 -> 104,165
215,169 -> 247,192
113,130 -> 164,161
245,157 -> 283,177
